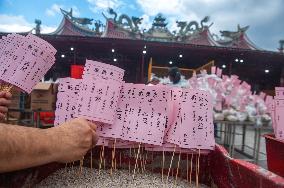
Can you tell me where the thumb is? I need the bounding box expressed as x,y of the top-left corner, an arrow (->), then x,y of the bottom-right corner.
92,130 -> 98,147
88,121 -> 97,131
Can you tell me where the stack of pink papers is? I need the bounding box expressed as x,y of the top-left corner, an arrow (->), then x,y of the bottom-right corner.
0,33 -> 56,93
55,60 -> 216,152
97,83 -> 169,145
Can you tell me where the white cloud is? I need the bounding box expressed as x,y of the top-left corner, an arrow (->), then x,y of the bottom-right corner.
87,0 -> 124,13
0,14 -> 56,34
40,25 -> 57,34
139,14 -> 152,30
45,4 -> 80,17
71,6 -> 80,17
135,0 -> 284,50
136,0 -> 283,34
45,4 -> 62,17
136,0 -> 184,16
0,14 -> 33,32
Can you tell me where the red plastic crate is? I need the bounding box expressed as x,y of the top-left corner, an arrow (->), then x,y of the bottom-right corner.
264,134 -> 284,178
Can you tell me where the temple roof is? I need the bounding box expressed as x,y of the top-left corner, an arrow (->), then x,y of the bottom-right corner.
50,9 -> 100,37
180,27 -> 221,47
53,9 -> 262,50
2,8 -> 268,51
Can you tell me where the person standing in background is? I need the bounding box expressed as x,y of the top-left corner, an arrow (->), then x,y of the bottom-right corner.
168,67 -> 182,85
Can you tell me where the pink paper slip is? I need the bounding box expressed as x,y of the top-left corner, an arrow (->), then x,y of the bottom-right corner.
216,68 -> 222,78
275,87 -> 284,100
119,83 -> 169,146
54,78 -> 81,126
165,88 -> 215,150
77,76 -> 123,124
275,99 -> 284,140
211,66 -> 216,74
83,59 -> 124,82
96,84 -> 127,139
180,89 -> 215,150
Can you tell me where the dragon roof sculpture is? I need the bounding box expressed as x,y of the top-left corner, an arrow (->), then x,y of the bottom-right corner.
176,16 -> 213,37
101,8 -> 143,39
102,8 -> 143,33
216,25 -> 260,50
220,24 -> 250,40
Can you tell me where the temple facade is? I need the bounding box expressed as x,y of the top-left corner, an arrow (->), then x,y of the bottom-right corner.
1,8 -> 283,91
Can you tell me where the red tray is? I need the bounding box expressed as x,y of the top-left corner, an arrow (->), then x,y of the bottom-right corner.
264,134 -> 284,178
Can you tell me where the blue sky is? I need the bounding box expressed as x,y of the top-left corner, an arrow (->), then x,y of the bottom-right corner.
0,0 -> 284,51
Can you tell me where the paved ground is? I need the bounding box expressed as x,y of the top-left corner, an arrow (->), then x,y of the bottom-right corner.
215,124 -> 273,169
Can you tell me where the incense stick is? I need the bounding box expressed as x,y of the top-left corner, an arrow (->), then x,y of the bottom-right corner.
110,138 -> 117,175
99,145 -> 103,174
186,153 -> 189,182
141,148 -> 145,172
167,144 -> 176,182
190,153 -> 193,186
151,149 -> 154,173
102,144 -> 105,170
162,148 -> 165,182
78,156 -> 84,176
115,157 -> 117,171
65,163 -> 68,172
175,150 -> 181,186
119,151 -> 122,169
81,156 -> 84,174
72,161 -> 74,171
129,146 -> 132,174
132,142 -> 141,179
144,150 -> 148,172
90,149 -> 93,169
139,147 -> 144,173
196,149 -> 200,188
136,147 -> 140,174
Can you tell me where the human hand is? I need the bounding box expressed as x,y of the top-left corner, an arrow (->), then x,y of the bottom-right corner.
49,118 -> 98,163
0,91 -> 12,119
